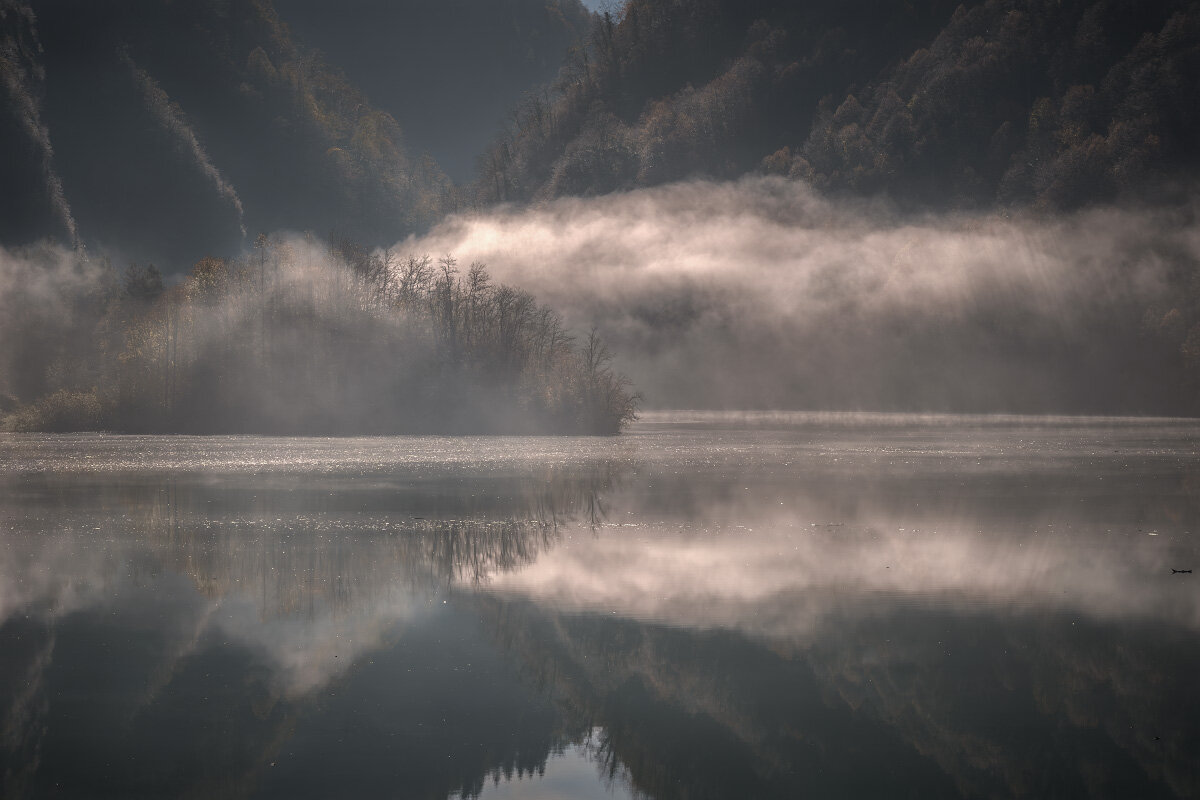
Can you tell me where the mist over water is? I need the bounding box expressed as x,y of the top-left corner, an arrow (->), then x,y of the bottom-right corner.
0,242 -> 101,403
404,177 -> 1198,412
0,233 -> 638,434
2,176 -> 1198,418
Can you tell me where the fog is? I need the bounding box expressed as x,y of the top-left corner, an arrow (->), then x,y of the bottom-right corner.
3,176 -> 1199,418
0,233 -> 637,434
403,177 -> 1199,412
0,241 -> 100,403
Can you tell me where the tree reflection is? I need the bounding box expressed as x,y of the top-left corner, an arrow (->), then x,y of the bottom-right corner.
4,417 -> 1200,799
1,458 -> 627,622
474,595 -> 1200,800
0,458 -> 627,799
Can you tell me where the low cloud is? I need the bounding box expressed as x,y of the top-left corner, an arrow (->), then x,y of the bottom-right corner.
402,177 -> 1197,412
0,242 -> 101,402
6,177 -> 1198,416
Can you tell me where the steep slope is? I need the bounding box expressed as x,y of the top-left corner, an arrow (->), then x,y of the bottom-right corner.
797,0 -> 1200,209
473,0 -> 974,204
3,0 -> 453,268
0,0 -> 74,245
475,0 -> 1200,211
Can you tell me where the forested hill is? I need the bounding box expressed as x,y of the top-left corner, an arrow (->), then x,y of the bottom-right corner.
7,0 -> 1194,270
475,0 -> 1200,211
0,0 -> 590,269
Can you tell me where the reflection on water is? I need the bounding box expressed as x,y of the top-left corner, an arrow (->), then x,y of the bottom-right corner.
1,415 -> 1199,798
460,735 -> 633,800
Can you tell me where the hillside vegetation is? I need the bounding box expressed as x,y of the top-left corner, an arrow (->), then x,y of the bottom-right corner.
0,0 -> 589,267
476,0 -> 1200,211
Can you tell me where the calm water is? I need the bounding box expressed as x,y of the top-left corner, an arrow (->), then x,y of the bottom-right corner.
2,413 -> 1198,799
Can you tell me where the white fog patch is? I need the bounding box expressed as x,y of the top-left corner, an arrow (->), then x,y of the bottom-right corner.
0,242 -> 102,401
400,177 -> 1196,411
5,177 -> 1197,414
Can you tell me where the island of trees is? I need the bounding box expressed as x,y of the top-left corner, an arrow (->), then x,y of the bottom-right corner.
2,237 -> 639,435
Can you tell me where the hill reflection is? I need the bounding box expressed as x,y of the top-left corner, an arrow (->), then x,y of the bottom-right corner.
2,419 -> 1199,799
476,596 -> 1200,799
2,457 -> 625,620
0,454 -> 626,799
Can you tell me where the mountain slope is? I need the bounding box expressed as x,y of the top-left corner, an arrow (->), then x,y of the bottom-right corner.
797,0 -> 1200,209
0,0 -> 74,244
3,0 -> 453,268
474,0 -> 1200,210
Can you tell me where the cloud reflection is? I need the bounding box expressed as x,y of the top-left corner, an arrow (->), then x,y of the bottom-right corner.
488,414 -> 1200,637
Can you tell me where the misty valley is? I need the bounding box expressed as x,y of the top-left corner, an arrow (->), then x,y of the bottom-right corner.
4,0 -> 1200,798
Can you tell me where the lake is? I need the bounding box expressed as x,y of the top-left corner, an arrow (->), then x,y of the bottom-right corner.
1,413 -> 1198,798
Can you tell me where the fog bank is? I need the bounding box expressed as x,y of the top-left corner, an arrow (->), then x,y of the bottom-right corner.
403,177 -> 1199,412
5,176 -> 1198,417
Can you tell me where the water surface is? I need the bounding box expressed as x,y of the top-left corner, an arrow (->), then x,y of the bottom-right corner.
2,413 -> 1198,798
